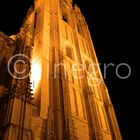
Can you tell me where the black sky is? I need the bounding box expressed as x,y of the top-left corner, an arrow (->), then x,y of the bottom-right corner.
0,0 -> 139,139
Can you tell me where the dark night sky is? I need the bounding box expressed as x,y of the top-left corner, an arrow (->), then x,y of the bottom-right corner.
0,0 -> 139,139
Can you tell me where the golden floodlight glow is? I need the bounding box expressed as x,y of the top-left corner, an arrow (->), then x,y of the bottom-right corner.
31,58 -> 42,95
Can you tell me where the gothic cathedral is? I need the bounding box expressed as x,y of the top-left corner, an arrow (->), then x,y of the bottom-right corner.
0,0 -> 122,140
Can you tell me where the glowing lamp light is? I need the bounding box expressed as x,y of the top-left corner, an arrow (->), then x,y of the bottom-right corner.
31,58 -> 42,95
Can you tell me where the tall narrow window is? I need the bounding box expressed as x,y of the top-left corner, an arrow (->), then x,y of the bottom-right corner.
61,6 -> 72,25
34,11 -> 37,30
81,39 -> 86,53
73,88 -> 79,116
62,14 -> 68,23
66,47 -> 74,60
69,88 -> 78,116
62,10 -> 69,23
76,91 -> 85,119
77,21 -> 84,36
85,60 -> 90,71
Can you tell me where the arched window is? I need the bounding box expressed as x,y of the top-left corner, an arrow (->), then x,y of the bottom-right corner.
62,13 -> 68,23
77,20 -> 84,36
62,9 -> 69,23
61,5 -> 73,25
66,47 -> 74,60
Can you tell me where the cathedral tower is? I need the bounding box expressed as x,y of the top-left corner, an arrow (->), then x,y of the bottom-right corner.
0,0 -> 122,139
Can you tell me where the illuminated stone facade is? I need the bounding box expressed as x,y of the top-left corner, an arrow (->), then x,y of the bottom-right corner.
0,0 -> 122,139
